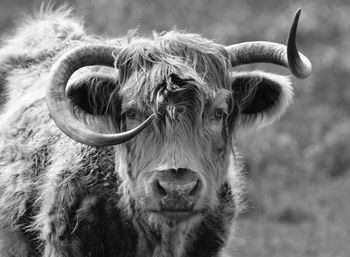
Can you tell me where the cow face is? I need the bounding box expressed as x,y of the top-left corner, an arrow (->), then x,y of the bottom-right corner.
117,75 -> 232,225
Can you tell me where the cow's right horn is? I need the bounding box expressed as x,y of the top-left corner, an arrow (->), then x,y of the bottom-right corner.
225,9 -> 312,79
46,45 -> 154,146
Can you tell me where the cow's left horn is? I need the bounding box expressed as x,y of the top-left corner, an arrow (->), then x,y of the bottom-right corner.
46,45 -> 155,146
225,9 -> 312,79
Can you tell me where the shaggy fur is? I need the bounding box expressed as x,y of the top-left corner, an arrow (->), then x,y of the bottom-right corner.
0,6 -> 293,257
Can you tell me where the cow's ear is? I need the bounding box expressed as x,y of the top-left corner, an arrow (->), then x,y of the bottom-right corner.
231,71 -> 293,128
66,72 -> 120,116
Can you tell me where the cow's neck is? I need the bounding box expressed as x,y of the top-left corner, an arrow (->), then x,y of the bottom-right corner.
152,224 -> 190,257
132,210 -> 196,257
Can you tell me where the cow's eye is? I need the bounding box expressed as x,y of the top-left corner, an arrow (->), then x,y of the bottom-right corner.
125,109 -> 138,120
213,108 -> 225,121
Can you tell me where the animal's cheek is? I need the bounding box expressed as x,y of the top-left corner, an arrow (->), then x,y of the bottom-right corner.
201,138 -> 230,186
201,127 -> 226,156
125,119 -> 141,130
204,119 -> 223,133
215,140 -> 228,161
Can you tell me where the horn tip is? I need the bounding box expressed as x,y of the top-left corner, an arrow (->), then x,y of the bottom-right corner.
294,9 -> 302,21
292,9 -> 302,28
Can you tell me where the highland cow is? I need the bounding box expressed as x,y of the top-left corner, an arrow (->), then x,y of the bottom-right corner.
0,6 -> 311,257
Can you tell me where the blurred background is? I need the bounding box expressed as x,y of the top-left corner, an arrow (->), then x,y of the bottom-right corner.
1,0 -> 349,256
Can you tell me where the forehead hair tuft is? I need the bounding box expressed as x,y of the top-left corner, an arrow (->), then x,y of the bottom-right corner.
114,30 -> 231,107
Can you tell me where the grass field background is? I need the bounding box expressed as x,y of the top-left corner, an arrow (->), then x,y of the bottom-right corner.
0,0 -> 349,256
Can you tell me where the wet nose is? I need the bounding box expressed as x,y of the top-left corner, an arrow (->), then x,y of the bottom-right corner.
152,168 -> 202,210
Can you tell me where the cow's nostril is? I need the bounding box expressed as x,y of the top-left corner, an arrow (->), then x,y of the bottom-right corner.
156,180 -> 167,197
189,179 -> 200,196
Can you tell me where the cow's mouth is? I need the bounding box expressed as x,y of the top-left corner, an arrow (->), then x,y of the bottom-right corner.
150,208 -> 206,222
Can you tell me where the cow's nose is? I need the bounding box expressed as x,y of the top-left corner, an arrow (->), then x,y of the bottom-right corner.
156,177 -> 200,198
152,168 -> 202,210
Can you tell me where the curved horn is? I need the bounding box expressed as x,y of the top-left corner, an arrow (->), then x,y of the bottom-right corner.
46,44 -> 155,146
225,9 -> 312,79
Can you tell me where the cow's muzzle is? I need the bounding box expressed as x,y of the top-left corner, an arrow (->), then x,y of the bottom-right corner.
151,168 -> 202,214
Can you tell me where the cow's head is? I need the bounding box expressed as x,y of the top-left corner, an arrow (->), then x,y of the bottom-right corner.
46,10 -> 311,226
